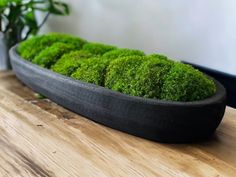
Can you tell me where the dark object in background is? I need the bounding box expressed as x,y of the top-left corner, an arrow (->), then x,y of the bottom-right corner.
10,45 -> 226,143
184,62 -> 236,108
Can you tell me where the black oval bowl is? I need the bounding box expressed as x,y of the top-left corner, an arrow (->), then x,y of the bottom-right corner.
10,45 -> 227,143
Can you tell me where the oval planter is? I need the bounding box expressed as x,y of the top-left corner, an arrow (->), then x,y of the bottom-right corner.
10,45 -> 227,143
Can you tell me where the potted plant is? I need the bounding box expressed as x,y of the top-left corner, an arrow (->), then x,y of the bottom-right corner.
0,0 -> 70,70
10,33 -> 226,143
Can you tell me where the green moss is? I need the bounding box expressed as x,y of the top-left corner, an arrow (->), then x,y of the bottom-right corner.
102,48 -> 145,59
105,56 -> 148,94
19,33 -> 216,102
161,62 -> 216,101
71,57 -> 108,85
105,55 -> 174,98
130,57 -> 173,98
82,42 -> 116,55
71,48 -> 144,85
32,42 -> 77,68
147,53 -> 168,60
17,35 -> 49,60
17,33 -> 86,61
51,50 -> 94,76
70,48 -> 145,85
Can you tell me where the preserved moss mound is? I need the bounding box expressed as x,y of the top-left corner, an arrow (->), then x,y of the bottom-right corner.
17,33 -> 86,61
82,42 -> 116,55
71,57 -> 108,85
102,48 -> 145,59
131,55 -> 173,98
105,56 -> 148,94
51,50 -> 94,76
17,33 -> 216,102
161,63 -> 216,101
32,42 -> 77,68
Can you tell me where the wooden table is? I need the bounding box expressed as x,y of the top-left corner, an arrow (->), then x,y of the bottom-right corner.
0,71 -> 236,177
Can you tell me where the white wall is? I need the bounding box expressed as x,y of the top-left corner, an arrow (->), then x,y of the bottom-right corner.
41,0 -> 236,75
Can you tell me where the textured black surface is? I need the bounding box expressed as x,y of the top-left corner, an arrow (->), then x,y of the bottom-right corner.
10,45 -> 227,143
184,61 -> 236,108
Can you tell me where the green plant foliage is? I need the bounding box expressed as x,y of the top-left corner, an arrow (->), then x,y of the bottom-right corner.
32,42 -> 77,68
105,55 -> 175,98
71,48 -> 144,85
51,50 -> 94,76
0,0 -> 70,49
70,48 -> 145,85
0,0 -> 7,7
82,42 -> 116,55
56,33 -> 86,49
102,48 -> 145,59
130,57 -> 173,98
18,33 -> 217,102
161,62 -> 216,101
147,53 -> 168,60
71,57 -> 108,85
105,56 -> 148,94
18,33 -> 86,61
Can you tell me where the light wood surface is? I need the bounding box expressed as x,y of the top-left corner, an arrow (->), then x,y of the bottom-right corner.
0,71 -> 236,177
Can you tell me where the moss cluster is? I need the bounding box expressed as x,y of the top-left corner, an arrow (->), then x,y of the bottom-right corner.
32,42 -> 77,68
105,55 -> 173,98
82,42 -> 116,55
51,50 -> 94,76
102,48 -> 145,59
160,63 -> 216,101
105,56 -> 148,94
71,48 -> 146,85
131,57 -> 173,98
17,33 -> 86,61
18,33 -> 216,102
71,58 -> 108,85
147,53 -> 168,61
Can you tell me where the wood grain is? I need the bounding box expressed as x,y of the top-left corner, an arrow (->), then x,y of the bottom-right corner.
0,71 -> 236,177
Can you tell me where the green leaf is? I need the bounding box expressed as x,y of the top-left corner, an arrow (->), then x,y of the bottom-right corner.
0,0 -> 8,7
49,1 -> 70,15
23,10 -> 37,26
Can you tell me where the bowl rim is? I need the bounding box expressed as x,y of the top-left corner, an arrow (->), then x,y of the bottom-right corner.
10,44 -> 226,107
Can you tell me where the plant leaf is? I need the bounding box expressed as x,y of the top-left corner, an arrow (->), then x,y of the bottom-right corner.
49,1 -> 70,15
